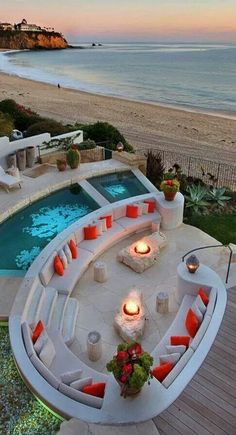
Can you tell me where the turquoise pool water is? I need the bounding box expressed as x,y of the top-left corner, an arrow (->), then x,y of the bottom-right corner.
88,171 -> 149,203
0,184 -> 99,272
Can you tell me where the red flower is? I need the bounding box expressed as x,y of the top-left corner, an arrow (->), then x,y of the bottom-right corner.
116,351 -> 129,363
166,180 -> 173,186
120,374 -> 128,383
122,363 -> 133,375
128,343 -> 142,359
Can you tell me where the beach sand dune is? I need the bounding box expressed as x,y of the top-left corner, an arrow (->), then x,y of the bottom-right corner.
0,72 -> 236,164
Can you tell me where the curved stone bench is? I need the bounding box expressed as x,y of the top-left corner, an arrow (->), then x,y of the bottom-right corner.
9,189 -> 226,424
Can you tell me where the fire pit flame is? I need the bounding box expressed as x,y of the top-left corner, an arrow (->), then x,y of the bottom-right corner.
123,300 -> 140,316
134,241 -> 150,255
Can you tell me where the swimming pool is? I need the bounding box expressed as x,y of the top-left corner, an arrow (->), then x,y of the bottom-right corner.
0,184 -> 99,273
88,171 -> 149,203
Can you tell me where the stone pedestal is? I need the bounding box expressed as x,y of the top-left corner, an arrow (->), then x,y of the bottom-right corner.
156,292 -> 169,313
112,151 -> 147,174
114,290 -> 145,341
94,261 -> 107,283
87,331 -> 102,361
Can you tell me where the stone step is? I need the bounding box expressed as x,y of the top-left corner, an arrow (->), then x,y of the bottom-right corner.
27,284 -> 45,326
38,287 -> 58,328
57,418 -> 160,435
50,293 -> 68,331
62,298 -> 79,346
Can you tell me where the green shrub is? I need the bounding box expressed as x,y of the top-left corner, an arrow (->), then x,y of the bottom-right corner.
0,98 -> 41,131
146,150 -> 165,187
77,139 -> 96,150
26,120 -> 69,137
81,122 -> 134,152
0,111 -> 14,137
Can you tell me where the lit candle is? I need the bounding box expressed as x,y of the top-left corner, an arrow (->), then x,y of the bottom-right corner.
135,241 -> 150,255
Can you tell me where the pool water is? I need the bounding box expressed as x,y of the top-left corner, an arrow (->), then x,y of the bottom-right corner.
0,184 -> 99,272
88,171 -> 149,203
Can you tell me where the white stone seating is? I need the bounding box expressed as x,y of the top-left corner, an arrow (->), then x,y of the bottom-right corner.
50,294 -> 69,331
26,284 -> 45,326
62,298 -> 79,346
151,286 -> 217,389
38,287 -> 58,328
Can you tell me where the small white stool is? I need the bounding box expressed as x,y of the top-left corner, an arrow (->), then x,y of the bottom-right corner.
156,292 -> 169,313
87,331 -> 102,361
94,261 -> 107,283
152,220 -> 160,233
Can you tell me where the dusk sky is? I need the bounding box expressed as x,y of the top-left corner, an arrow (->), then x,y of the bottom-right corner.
1,0 -> 236,42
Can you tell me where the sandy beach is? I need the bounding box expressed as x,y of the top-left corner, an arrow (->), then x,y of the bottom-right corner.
0,71 -> 236,164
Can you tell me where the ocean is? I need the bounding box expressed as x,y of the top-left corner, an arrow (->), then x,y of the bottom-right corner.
0,43 -> 236,115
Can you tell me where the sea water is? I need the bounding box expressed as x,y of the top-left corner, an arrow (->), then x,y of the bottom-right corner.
0,43 -> 236,114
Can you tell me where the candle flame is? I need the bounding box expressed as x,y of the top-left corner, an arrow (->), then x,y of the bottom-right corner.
124,300 -> 140,315
135,241 -> 150,254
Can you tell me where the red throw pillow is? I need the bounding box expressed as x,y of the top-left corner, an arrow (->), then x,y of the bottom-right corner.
144,199 -> 155,213
69,239 -> 78,259
126,204 -> 138,218
151,362 -> 174,382
54,255 -> 64,276
185,308 -> 200,338
170,336 -> 190,347
100,215 -> 112,229
198,288 -> 209,306
82,382 -> 106,398
84,225 -> 97,240
32,320 -> 44,343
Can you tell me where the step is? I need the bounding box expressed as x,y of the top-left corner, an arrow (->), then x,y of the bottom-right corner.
38,287 -> 58,328
50,293 -> 68,331
62,298 -> 79,346
27,285 -> 45,326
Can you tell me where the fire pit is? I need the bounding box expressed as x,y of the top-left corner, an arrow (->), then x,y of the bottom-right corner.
114,290 -> 146,341
117,232 -> 167,273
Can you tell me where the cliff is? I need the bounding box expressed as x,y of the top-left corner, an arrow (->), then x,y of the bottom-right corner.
0,30 -> 68,50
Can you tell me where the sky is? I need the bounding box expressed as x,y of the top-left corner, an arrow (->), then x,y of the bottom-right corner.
1,0 -> 236,43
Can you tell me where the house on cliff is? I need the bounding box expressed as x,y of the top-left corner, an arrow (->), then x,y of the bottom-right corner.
0,22 -> 14,31
15,19 -> 42,32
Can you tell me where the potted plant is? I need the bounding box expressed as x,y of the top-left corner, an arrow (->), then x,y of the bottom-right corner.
106,342 -> 153,398
160,178 -> 180,201
56,159 -> 67,172
66,145 -> 81,169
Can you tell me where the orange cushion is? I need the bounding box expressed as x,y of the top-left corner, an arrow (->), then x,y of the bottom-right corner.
185,308 -> 200,338
151,362 -> 174,382
126,204 -> 138,218
170,336 -> 190,347
84,225 -> 97,240
100,215 -> 112,228
32,320 -> 44,343
54,255 -> 64,276
144,199 -> 155,213
198,288 -> 209,306
69,239 -> 78,259
82,382 -> 106,398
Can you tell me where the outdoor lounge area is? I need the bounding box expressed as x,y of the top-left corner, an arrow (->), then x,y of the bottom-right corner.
0,156 -> 235,433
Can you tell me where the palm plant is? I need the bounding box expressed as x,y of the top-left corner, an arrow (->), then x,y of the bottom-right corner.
206,187 -> 231,207
185,184 -> 210,215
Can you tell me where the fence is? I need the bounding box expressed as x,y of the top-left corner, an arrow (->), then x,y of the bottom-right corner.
138,146 -> 236,191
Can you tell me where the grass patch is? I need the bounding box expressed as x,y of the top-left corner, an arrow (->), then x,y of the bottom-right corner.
187,213 -> 236,245
0,327 -> 61,435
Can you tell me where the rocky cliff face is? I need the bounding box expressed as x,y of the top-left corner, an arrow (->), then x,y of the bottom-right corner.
0,30 -> 68,49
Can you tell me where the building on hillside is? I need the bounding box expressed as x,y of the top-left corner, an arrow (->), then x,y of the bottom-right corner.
15,19 -> 42,32
0,22 -> 14,31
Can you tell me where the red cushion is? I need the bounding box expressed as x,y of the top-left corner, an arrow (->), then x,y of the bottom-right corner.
84,225 -> 97,240
54,255 -> 64,276
69,239 -> 78,259
198,288 -> 209,306
144,199 -> 155,213
82,382 -> 106,398
151,362 -> 174,382
185,308 -> 200,338
32,320 -> 44,343
126,204 -> 138,218
170,336 -> 190,347
100,215 -> 112,228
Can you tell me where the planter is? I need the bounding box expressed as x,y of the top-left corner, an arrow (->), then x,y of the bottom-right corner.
26,146 -> 35,168
66,148 -> 81,169
7,152 -> 17,168
115,377 -> 141,398
16,148 -> 26,171
164,191 -> 177,201
56,161 -> 67,172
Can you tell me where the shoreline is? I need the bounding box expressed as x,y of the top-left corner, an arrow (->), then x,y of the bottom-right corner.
0,70 -> 236,163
